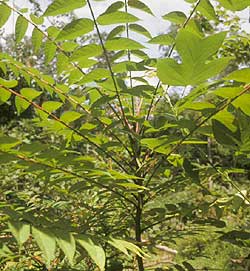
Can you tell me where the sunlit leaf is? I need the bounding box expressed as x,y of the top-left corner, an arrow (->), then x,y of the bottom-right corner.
56,19 -> 94,41
162,11 -> 187,24
0,4 -> 11,28
15,15 -> 28,43
128,0 -> 154,15
97,11 -> 139,25
77,235 -> 105,271
44,0 -> 86,16
8,221 -> 30,246
106,37 -> 144,51
33,227 -> 56,266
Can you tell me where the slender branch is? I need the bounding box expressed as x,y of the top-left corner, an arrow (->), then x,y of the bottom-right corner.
145,83 -> 250,185
86,0 -> 131,129
86,0 -> 140,172
0,150 -> 137,207
196,147 -> 250,205
3,58 -> 133,158
1,85 -> 130,173
125,0 -> 135,116
141,0 -> 202,134
141,214 -> 179,233
1,1 -> 124,123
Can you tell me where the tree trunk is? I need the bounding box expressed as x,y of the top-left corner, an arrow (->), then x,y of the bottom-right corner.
135,195 -> 144,271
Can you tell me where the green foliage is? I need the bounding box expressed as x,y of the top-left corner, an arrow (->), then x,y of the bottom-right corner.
0,0 -> 250,270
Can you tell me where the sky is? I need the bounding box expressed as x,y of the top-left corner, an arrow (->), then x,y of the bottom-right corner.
14,0 -> 250,33
3,0 -> 250,59
3,0 -> 249,89
9,0 -> 249,59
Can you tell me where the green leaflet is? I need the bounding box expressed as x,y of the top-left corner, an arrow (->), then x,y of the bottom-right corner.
183,102 -> 215,111
129,24 -> 152,39
70,44 -> 102,61
237,110 -> 250,152
0,135 -> 21,151
212,119 -> 240,146
15,88 -> 42,115
8,221 -> 30,246
157,30 -> 231,86
47,26 -> 60,38
77,235 -> 105,271
213,87 -> 243,99
0,78 -> 18,88
185,18 -> 203,37
117,182 -> 148,190
15,15 -> 28,43
108,237 -> 129,255
141,137 -> 207,154
198,0 -> 218,21
128,0 -> 154,15
32,227 -> 56,266
104,1 -> 124,13
217,0 -> 250,11
57,53 -> 70,75
0,88 -> 11,104
55,231 -> 76,265
162,11 -> 187,24
149,34 -> 175,45
97,11 -> 139,25
42,101 -> 63,113
43,0 -> 86,16
113,61 -> 142,73
108,237 -> 146,257
0,4 -> 11,28
213,110 -> 236,132
55,19 -> 94,41
31,28 -> 43,54
44,41 -> 57,64
30,14 -> 44,25
77,58 -> 98,69
60,111 -> 82,123
61,41 -> 79,52
232,94 -> 250,116
176,30 -> 226,66
107,25 -> 126,40
106,37 -> 144,51
20,88 -> 42,100
78,68 -> 110,84
225,68 -> 250,83
110,238 -> 145,257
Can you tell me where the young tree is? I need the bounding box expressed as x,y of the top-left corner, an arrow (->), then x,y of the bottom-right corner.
0,0 -> 250,270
